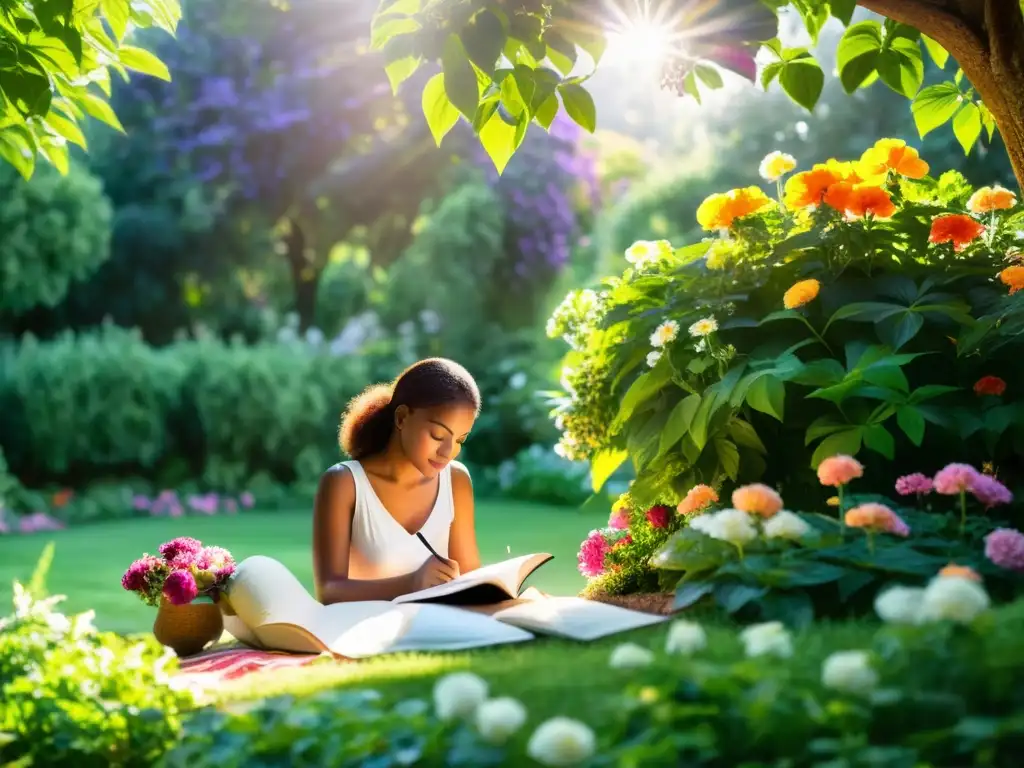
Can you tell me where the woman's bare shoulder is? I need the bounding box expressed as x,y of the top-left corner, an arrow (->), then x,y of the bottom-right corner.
317,463 -> 356,500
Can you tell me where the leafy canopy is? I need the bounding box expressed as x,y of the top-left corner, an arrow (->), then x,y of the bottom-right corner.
0,0 -> 181,179
370,0 -> 998,172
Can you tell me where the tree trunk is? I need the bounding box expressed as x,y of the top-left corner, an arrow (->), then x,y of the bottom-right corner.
282,217 -> 320,332
858,0 -> 1024,188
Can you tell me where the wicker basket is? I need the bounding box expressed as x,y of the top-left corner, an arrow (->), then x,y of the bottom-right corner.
153,596 -> 224,657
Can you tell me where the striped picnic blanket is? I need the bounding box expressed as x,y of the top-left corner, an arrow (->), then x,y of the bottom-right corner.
176,644 -> 326,685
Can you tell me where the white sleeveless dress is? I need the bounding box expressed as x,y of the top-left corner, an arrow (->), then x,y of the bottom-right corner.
341,460 -> 456,580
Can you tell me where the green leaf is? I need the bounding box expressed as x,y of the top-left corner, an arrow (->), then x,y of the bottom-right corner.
758,309 -> 802,325
612,362 -> 671,433
863,424 -> 895,459
830,0 -> 857,24
912,82 -> 963,138
876,39 -> 924,98
836,21 -> 882,93
876,312 -> 924,350
79,92 -> 124,132
117,45 -> 170,80
695,63 -> 724,89
810,428 -> 862,468
673,581 -> 715,610
746,374 -> 785,421
952,101 -> 982,154
714,438 -> 740,481
921,35 -> 949,69
728,418 -> 766,453
0,130 -> 35,180
861,365 -> 908,393
779,58 -> 824,111
544,30 -> 577,76
558,83 -> 595,132
101,0 -> 130,41
824,301 -> 904,333
442,35 -> 480,121
789,359 -> 845,387
805,416 -> 848,445
761,61 -> 783,89
908,384 -> 959,404
896,407 -> 925,446
44,111 -> 86,147
460,10 -> 506,72
715,583 -> 768,614
591,448 -> 628,492
478,105 -> 526,173
534,93 -> 559,130
385,55 -> 421,93
658,394 -> 701,456
421,73 -> 460,146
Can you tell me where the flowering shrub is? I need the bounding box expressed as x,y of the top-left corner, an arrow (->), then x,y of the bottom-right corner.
0,575 -> 194,766
579,452 -> 1022,617
547,139 -> 1024,514
121,538 -> 236,607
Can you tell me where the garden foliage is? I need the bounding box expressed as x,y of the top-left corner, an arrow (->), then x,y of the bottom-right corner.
0,549 -> 194,766
548,140 -> 1024,511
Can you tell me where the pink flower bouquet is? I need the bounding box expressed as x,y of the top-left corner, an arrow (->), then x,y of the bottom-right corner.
121,537 -> 236,607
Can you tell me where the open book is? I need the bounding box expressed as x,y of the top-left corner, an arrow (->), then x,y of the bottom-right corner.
392,552 -> 553,606
220,555 -> 668,660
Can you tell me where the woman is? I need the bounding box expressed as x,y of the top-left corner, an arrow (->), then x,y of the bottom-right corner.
312,357 -> 483,604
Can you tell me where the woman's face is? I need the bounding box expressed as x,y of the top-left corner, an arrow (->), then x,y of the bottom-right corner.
396,403 -> 477,478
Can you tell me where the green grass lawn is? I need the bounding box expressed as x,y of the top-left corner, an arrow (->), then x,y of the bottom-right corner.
0,499 -> 606,634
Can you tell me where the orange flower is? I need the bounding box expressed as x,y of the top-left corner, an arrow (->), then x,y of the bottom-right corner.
939,563 -> 981,582
52,489 -> 74,508
820,159 -> 863,184
974,376 -> 1006,396
677,484 -> 719,516
998,265 -> 1024,294
845,186 -> 897,219
929,214 -> 985,251
731,483 -> 783,518
844,503 -> 910,536
857,138 -> 929,182
783,279 -> 821,309
822,181 -> 855,214
784,166 -> 844,209
967,186 -> 1017,214
696,186 -> 774,230
817,455 -> 864,487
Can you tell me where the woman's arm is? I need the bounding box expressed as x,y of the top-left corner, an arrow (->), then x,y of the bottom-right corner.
448,463 -> 482,573
312,466 -> 423,604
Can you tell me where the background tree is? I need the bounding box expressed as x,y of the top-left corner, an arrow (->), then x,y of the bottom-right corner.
370,0 -> 1024,185
111,0 -> 462,331
0,0 -> 181,178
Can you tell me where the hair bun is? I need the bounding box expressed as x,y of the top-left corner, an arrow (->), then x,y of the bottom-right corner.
338,384 -> 394,459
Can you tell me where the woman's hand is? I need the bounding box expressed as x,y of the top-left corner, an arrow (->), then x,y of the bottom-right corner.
411,556 -> 460,591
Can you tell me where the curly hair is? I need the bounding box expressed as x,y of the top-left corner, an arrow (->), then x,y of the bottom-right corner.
338,358 -> 481,459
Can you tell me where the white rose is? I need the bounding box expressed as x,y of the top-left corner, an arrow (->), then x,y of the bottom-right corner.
919,574 -> 990,624
432,671 -> 488,721
705,508 -> 758,547
526,717 -> 597,766
609,642 -> 654,669
874,586 -> 926,625
763,510 -> 810,540
665,620 -> 707,656
475,697 -> 528,744
821,650 -> 878,696
740,621 -> 793,659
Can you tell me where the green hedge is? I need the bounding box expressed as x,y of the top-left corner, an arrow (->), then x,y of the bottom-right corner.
0,324 -> 369,492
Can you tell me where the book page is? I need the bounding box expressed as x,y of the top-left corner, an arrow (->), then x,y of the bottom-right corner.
391,553 -> 552,605
490,596 -> 668,642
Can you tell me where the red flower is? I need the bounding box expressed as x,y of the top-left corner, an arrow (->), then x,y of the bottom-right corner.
974,376 -> 1006,396
646,505 -> 671,529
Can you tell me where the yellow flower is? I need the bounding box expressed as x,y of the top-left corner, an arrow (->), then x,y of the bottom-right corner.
999,265 -> 1024,294
967,186 -> 1017,214
696,186 -> 774,230
783,279 -> 821,309
688,316 -> 718,337
857,138 -> 929,182
650,320 -> 679,347
759,151 -> 797,182
784,165 -> 845,209
826,496 -> 840,507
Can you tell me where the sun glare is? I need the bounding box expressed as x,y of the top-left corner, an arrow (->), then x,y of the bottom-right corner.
605,20 -> 674,65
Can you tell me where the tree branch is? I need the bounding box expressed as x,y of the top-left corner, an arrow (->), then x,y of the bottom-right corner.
985,0 -> 1024,70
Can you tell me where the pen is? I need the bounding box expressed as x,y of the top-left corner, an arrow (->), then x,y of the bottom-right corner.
416,531 -> 447,564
